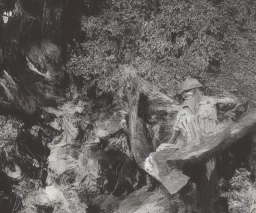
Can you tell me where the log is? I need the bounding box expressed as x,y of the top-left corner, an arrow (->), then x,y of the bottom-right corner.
144,111 -> 256,195
125,69 -> 253,201
118,76 -> 180,119
139,77 -> 180,116
124,67 -> 154,168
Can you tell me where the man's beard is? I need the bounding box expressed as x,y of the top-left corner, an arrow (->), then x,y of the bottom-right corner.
183,90 -> 203,114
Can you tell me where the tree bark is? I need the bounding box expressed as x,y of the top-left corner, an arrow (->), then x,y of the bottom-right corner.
124,69 -> 154,168
138,77 -> 180,116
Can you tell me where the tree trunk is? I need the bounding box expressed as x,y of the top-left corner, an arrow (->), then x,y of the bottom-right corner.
124,68 -> 154,168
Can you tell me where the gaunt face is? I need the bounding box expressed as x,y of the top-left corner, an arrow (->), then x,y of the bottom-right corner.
182,88 -> 196,100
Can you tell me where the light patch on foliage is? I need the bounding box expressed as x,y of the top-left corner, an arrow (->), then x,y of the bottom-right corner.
220,168 -> 256,213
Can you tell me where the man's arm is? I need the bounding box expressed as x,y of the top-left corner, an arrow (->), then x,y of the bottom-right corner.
168,130 -> 180,144
156,110 -> 181,151
216,97 -> 237,120
216,97 -> 237,107
156,129 -> 180,151
168,110 -> 182,144
156,130 -> 180,152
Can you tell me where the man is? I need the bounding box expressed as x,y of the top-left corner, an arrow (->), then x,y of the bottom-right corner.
157,76 -> 237,211
157,76 -> 237,150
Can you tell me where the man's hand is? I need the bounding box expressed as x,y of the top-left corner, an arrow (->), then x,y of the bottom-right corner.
223,109 -> 236,121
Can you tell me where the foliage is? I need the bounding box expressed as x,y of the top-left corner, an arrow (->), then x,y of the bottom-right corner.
66,0 -> 256,106
219,168 -> 256,213
2,0 -> 256,110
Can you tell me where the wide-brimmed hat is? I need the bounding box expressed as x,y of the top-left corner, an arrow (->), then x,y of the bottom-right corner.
181,76 -> 204,92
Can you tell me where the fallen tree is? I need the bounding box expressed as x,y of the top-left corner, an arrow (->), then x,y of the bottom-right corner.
122,66 -> 256,211
138,77 -> 180,116
144,110 -> 256,194
123,66 -> 154,168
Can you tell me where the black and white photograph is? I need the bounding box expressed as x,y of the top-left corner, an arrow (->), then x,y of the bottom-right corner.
0,0 -> 256,212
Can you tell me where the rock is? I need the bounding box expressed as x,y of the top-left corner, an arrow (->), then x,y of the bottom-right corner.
23,184 -> 87,213
20,207 -> 37,213
93,110 -> 127,138
27,40 -> 62,80
78,146 -> 102,193
100,183 -> 198,213
44,101 -> 135,211
0,115 -> 23,141
4,164 -> 21,179
0,115 -> 24,181
113,187 -> 172,213
44,100 -> 85,118
40,101 -> 90,212
45,101 -> 85,175
105,134 -> 132,158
